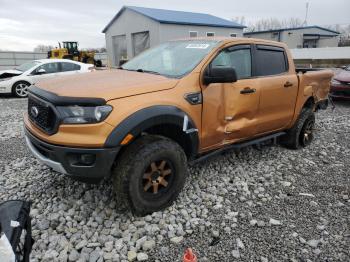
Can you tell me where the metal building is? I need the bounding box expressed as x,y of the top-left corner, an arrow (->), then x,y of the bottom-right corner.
102,6 -> 245,66
244,26 -> 340,49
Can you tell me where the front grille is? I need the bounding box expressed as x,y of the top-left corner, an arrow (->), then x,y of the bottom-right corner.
28,95 -> 57,134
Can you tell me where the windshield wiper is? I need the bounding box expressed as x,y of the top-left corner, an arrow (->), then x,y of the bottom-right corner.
120,67 -> 161,75
136,69 -> 161,75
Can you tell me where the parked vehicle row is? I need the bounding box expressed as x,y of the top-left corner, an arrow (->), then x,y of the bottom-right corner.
23,38 -> 333,215
0,59 -> 94,98
330,65 -> 350,100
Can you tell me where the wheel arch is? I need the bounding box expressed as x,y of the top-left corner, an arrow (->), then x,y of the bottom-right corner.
303,96 -> 315,110
12,80 -> 31,89
104,106 -> 199,160
11,80 -> 31,96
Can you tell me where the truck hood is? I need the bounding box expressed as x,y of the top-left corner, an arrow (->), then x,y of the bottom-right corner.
35,69 -> 179,101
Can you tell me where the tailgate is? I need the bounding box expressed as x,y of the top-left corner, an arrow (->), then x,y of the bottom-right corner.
297,70 -> 334,102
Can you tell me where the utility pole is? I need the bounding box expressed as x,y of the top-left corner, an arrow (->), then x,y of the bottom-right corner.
303,2 -> 309,26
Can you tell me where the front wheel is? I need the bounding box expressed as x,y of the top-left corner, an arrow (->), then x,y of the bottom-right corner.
112,135 -> 187,216
12,81 -> 30,98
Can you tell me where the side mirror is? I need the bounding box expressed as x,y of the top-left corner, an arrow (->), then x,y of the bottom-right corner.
203,67 -> 237,85
36,68 -> 46,75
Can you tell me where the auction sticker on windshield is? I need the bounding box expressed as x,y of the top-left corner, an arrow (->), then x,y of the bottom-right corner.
186,44 -> 210,49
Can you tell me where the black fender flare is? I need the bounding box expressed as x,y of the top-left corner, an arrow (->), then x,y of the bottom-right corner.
104,105 -> 199,158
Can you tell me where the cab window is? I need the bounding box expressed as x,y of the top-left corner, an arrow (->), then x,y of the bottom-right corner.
254,45 -> 288,76
32,63 -> 60,74
211,45 -> 252,79
60,62 -> 81,72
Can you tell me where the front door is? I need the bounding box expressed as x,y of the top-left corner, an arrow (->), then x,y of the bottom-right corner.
201,44 -> 261,149
30,62 -> 60,83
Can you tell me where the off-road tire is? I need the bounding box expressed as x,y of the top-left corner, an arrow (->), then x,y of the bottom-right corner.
94,60 -> 102,67
12,81 -> 30,98
112,135 -> 187,216
280,107 -> 315,149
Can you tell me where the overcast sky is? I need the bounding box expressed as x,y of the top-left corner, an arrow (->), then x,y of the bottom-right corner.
0,0 -> 349,51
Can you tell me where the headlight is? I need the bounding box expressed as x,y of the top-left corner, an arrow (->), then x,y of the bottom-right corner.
331,79 -> 341,85
0,77 -> 13,82
57,105 -> 112,124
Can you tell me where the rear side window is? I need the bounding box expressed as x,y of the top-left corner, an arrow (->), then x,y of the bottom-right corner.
61,62 -> 81,72
255,45 -> 288,76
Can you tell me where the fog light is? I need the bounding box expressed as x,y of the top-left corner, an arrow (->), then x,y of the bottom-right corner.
80,154 -> 95,165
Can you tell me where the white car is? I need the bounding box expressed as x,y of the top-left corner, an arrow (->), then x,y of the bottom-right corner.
0,59 -> 94,98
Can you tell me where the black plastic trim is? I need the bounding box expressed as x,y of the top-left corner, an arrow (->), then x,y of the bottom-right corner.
256,44 -> 285,52
25,127 -> 120,183
104,105 -> 199,158
28,86 -> 106,106
28,93 -> 61,135
184,92 -> 202,105
191,132 -> 286,164
315,99 -> 328,111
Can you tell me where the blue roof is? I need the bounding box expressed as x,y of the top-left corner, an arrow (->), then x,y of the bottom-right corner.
244,26 -> 340,35
103,6 -> 245,33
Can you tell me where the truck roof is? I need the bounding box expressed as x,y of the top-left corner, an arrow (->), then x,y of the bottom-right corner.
171,37 -> 288,48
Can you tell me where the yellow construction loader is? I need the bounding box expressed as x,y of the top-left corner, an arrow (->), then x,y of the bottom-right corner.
48,42 -> 102,67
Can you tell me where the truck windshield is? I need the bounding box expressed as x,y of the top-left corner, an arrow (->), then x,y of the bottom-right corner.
122,40 -> 219,78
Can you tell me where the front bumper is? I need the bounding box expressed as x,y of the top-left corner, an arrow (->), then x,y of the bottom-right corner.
0,85 -> 11,94
24,127 -> 120,183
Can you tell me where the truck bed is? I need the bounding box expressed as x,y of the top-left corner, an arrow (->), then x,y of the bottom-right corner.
296,68 -> 324,74
297,69 -> 334,102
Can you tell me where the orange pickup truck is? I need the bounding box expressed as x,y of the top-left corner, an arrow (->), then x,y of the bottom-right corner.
24,38 -> 333,215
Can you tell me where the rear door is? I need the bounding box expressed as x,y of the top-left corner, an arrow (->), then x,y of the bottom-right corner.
58,62 -> 82,77
201,44 -> 261,148
252,45 -> 298,134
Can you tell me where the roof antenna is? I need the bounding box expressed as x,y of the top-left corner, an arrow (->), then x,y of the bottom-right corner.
303,2 -> 309,26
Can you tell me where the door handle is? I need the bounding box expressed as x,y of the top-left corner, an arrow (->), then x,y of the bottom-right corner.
240,88 -> 256,94
284,81 -> 293,88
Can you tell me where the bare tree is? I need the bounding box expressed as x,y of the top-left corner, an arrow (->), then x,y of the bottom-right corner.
98,47 -> 107,53
82,47 -> 107,53
327,24 -> 350,47
245,17 -> 303,32
232,16 -> 246,26
33,45 -> 54,52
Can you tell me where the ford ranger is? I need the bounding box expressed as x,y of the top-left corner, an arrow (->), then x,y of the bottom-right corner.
24,38 -> 333,215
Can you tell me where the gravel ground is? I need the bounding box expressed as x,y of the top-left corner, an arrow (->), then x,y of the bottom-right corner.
0,96 -> 349,262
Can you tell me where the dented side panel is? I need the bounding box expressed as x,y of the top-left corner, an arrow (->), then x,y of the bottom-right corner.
288,70 -> 334,128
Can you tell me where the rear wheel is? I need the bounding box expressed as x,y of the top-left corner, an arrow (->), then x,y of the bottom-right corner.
12,81 -> 30,98
112,135 -> 187,216
280,108 -> 315,149
94,60 -> 102,67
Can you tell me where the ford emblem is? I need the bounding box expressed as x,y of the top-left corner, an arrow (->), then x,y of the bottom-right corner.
31,106 -> 39,118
